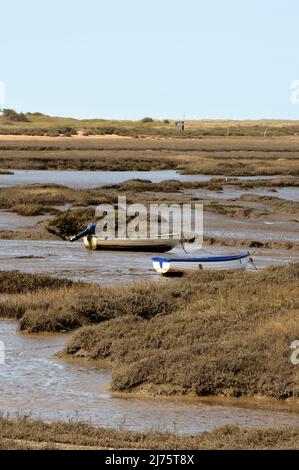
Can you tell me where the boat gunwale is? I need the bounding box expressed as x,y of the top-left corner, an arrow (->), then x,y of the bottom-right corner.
152,251 -> 250,263
86,235 -> 181,242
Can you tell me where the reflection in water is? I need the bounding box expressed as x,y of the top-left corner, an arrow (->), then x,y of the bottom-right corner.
0,321 -> 298,434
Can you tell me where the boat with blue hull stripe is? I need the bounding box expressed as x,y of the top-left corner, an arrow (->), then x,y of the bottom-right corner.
152,251 -> 251,274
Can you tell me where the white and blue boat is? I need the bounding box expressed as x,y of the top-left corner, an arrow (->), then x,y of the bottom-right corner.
152,251 -> 251,274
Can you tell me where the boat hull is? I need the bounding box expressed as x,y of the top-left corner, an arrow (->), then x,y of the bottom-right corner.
83,236 -> 180,252
152,251 -> 251,274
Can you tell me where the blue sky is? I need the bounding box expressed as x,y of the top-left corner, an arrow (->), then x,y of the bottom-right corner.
1,0 -> 299,119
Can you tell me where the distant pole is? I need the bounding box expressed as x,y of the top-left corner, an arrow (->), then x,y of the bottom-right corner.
264,128 -> 268,137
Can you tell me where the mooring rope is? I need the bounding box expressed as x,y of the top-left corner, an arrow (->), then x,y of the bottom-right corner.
249,257 -> 258,270
180,240 -> 189,255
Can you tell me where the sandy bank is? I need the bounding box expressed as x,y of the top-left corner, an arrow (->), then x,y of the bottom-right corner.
0,132 -> 134,142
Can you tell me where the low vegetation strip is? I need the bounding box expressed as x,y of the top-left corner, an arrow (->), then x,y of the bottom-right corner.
0,265 -> 298,399
0,417 -> 298,449
0,134 -> 299,175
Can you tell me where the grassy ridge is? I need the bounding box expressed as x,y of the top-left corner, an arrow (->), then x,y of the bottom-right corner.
1,417 -> 298,449
1,265 -> 298,399
2,113 -> 299,137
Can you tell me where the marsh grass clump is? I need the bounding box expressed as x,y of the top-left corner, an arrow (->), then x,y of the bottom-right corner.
205,202 -> 268,219
0,271 -> 74,294
0,185 -> 91,211
0,185 -> 69,212
9,203 -> 58,216
71,285 -> 172,322
9,280 -> 183,332
19,307 -> 81,332
0,184 -> 115,221
239,194 -> 299,213
47,208 -> 95,239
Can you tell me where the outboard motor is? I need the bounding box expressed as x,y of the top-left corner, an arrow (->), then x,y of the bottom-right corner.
69,223 -> 96,242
